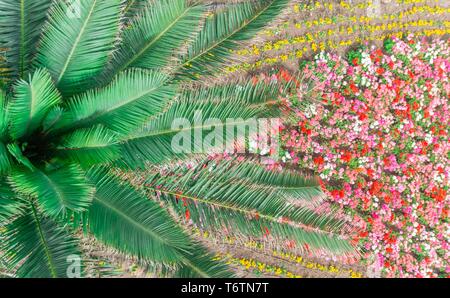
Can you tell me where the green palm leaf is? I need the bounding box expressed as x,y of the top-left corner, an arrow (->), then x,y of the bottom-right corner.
117,81 -> 278,168
54,69 -> 174,135
56,125 -> 121,167
0,0 -> 52,78
177,0 -> 289,79
0,183 -> 23,222
37,0 -> 121,94
175,243 -> 234,278
85,167 -> 192,263
143,160 -> 352,254
1,204 -> 82,278
0,142 -> 12,175
0,92 -> 11,172
207,159 -> 326,204
123,0 -> 148,22
0,89 -> 9,140
9,68 -> 61,140
6,143 -> 34,171
107,0 -> 204,77
9,164 -> 94,217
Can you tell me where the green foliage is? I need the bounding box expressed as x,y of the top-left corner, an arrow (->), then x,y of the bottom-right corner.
85,167 -> 193,263
1,204 -> 82,278
178,0 -> 289,80
0,0 -> 353,278
0,0 -> 53,79
144,159 -> 352,254
384,38 -> 395,54
37,0 -> 122,94
9,164 -> 94,217
9,69 -> 61,139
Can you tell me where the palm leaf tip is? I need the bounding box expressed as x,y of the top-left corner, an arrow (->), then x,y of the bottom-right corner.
1,207 -> 82,278
57,68 -> 174,135
178,0 -> 289,79
9,68 -> 61,140
8,164 -> 94,218
37,0 -> 122,94
108,0 -> 205,76
0,0 -> 53,78
85,167 -> 193,263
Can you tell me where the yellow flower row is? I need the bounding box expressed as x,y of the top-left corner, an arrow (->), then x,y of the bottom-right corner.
235,13 -> 449,57
192,229 -> 364,278
244,240 -> 364,278
213,253 -> 303,278
285,4 -> 449,33
226,27 -> 450,72
291,1 -> 375,13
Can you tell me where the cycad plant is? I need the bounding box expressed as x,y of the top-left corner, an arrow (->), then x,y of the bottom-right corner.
0,0 -> 354,278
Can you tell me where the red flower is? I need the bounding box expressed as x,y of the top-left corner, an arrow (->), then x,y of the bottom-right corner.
358,113 -> 368,121
185,209 -> 191,221
341,151 -> 352,163
377,67 -> 385,75
388,61 -> 394,69
314,156 -> 325,166
369,181 -> 383,195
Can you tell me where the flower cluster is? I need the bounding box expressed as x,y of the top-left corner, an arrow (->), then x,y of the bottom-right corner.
275,36 -> 449,277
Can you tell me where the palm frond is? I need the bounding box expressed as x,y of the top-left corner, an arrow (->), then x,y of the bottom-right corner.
0,142 -> 12,175
0,0 -> 52,79
177,0 -> 289,80
53,69 -> 174,135
0,183 -> 23,222
107,0 -> 204,78
6,143 -> 34,171
84,167 -> 192,263
117,81 -> 277,168
1,204 -> 82,278
175,242 -> 234,278
8,164 -> 94,218
206,159 -> 326,204
0,89 -> 9,140
0,92 -> 11,172
37,0 -> 122,94
9,68 -> 61,140
123,0 -> 149,22
57,125 -> 121,167
143,159 -> 353,254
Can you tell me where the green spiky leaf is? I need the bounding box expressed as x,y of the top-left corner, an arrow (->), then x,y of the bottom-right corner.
57,125 -> 120,167
54,69 -> 174,135
107,0 -> 204,77
1,205 -> 82,278
178,0 -> 289,79
9,164 -> 94,217
37,0 -> 122,94
117,81 -> 278,168
0,0 -> 53,78
9,68 -> 61,140
85,167 -> 192,263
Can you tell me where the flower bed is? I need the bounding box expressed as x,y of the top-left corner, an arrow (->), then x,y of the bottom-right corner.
273,36 -> 449,277
225,0 -> 450,73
